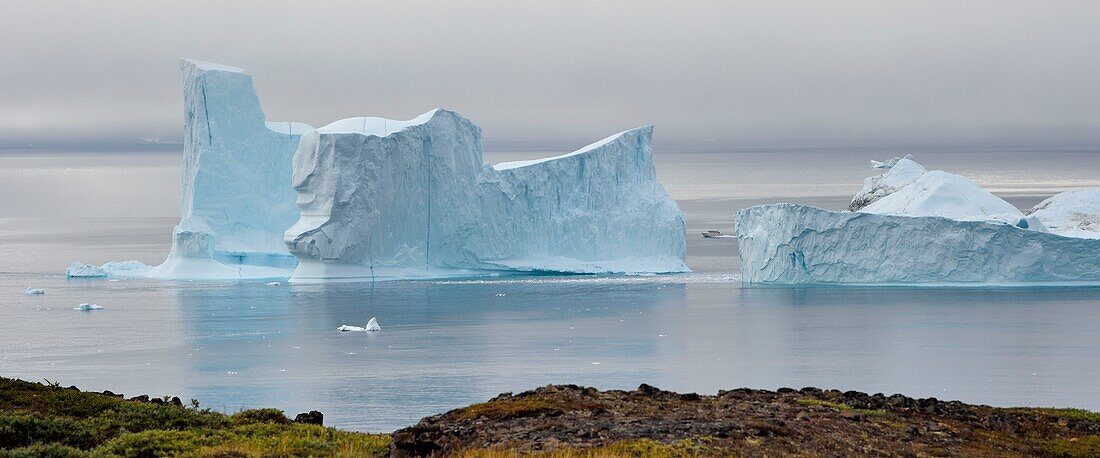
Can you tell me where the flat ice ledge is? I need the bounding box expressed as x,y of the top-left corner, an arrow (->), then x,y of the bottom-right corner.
181,58 -> 245,73
493,128 -> 646,171
735,203 -> 1100,285
317,109 -> 441,136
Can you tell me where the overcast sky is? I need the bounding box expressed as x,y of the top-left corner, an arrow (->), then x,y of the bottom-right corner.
1,0 -> 1099,149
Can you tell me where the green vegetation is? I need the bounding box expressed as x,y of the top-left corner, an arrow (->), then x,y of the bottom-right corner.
0,377 -> 389,457
457,397 -> 561,420
1031,408 -> 1100,423
1042,435 -> 1100,458
796,398 -> 852,410
462,438 -> 722,457
796,398 -> 886,416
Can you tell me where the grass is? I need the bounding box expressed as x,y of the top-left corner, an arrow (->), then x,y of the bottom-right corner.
1032,408 -> 1100,423
457,397 -> 562,420
796,399 -> 886,416
461,438 -> 722,457
0,377 -> 390,457
797,399 -> 853,410
1042,435 -> 1100,458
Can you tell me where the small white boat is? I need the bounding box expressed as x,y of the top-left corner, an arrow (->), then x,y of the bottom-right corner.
702,230 -> 723,238
338,317 -> 381,332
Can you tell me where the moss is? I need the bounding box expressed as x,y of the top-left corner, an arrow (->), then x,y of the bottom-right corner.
797,399 -> 853,410
795,399 -> 885,416
1042,435 -> 1100,458
458,398 -> 561,420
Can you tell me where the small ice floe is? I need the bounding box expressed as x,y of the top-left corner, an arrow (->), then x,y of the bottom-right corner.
338,317 -> 381,332
24,287 -> 45,296
265,281 -> 281,286
495,293 -> 506,297
66,260 -> 149,278
73,303 -> 103,311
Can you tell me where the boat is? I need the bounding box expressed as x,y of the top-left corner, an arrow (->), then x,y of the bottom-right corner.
702,230 -> 723,238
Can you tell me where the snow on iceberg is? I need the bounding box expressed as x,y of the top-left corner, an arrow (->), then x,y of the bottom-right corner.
736,157 -> 1100,285
67,261 -> 150,278
849,155 -> 925,211
147,59 -> 311,280
1028,188 -> 1100,239
735,203 -> 1100,285
851,156 -> 1026,225
285,109 -> 688,280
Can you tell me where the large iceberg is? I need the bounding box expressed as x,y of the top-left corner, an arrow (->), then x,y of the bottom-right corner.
285,110 -> 688,280
736,157 -> 1100,285
147,60 -> 312,279
84,60 -> 685,281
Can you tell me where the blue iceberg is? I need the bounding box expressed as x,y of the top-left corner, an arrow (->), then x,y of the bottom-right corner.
736,157 -> 1100,285
111,59 -> 687,281
286,110 -> 688,281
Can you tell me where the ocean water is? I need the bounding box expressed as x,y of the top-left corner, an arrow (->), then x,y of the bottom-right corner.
1,147 -> 1100,432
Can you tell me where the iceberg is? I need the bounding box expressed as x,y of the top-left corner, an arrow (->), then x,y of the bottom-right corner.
67,261 -> 150,278
77,59 -> 686,281
147,59 -> 311,280
24,288 -> 45,296
74,303 -> 103,311
285,110 -> 688,280
736,157 -> 1100,285
1028,189 -> 1100,239
735,204 -> 1100,285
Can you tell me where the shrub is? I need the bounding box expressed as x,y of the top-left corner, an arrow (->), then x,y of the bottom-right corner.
230,409 -> 290,426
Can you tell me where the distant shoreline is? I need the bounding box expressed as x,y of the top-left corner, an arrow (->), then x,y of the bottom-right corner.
3,376 -> 1098,457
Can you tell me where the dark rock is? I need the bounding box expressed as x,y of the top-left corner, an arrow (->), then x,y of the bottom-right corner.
170,396 -> 183,407
636,383 -> 662,395
295,410 -> 324,425
129,395 -> 150,403
101,390 -> 123,398
777,387 -> 795,394
391,430 -> 443,458
150,397 -> 165,405
679,392 -> 701,401
66,385 -> 80,391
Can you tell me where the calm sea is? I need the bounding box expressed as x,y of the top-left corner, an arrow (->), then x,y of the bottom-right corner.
1,147 -> 1099,431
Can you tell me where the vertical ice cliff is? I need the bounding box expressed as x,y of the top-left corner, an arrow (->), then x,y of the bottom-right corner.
736,156 -> 1100,285
285,109 -> 688,280
150,60 -> 311,279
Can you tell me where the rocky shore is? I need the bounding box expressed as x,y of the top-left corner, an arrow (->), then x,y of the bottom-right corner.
2,377 -> 1099,456
392,384 -> 1100,457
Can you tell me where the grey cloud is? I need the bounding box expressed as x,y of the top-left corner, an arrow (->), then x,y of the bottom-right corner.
1,0 -> 1098,148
